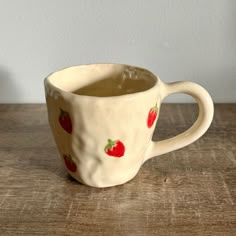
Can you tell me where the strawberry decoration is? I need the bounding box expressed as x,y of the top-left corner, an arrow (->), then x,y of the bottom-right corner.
104,139 -> 125,158
147,103 -> 158,128
63,154 -> 77,172
59,108 -> 72,134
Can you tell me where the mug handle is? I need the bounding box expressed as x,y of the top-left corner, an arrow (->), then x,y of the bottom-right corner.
144,80 -> 214,161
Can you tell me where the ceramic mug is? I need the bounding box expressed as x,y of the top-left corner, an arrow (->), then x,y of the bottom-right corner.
44,64 -> 214,187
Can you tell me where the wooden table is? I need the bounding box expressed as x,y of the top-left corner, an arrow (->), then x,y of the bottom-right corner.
0,104 -> 235,236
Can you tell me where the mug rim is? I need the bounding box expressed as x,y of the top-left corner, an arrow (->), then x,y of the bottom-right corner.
45,63 -> 160,100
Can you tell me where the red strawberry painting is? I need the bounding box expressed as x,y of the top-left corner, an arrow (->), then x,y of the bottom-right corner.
59,108 -> 72,134
63,154 -> 77,172
104,139 -> 125,158
147,103 -> 158,128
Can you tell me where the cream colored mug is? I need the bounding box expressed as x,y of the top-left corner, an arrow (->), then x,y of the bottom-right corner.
44,64 -> 214,187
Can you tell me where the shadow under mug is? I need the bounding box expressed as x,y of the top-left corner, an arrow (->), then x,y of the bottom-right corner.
44,63 -> 214,188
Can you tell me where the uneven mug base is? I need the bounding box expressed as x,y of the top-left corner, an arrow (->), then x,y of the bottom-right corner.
69,167 -> 141,188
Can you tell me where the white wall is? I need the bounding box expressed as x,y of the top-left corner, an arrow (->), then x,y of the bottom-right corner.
0,0 -> 235,103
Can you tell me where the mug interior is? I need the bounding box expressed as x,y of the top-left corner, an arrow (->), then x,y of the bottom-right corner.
47,64 -> 157,97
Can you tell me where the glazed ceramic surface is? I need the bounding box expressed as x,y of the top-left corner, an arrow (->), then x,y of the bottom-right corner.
44,64 -> 214,187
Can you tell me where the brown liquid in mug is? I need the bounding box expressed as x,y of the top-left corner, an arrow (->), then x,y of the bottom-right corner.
73,77 -> 155,97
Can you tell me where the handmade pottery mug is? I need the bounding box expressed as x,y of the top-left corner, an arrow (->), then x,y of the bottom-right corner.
44,63 -> 214,187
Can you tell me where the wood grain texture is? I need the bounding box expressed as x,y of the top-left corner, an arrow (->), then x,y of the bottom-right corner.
0,104 -> 235,236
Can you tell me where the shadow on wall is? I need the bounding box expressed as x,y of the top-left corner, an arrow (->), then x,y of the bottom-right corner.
0,65 -> 21,103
